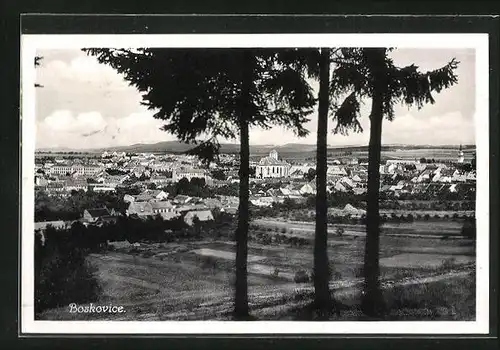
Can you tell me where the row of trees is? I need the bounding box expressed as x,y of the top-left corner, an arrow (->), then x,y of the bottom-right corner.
158,177 -> 241,198
35,189 -> 127,222
85,47 -> 459,319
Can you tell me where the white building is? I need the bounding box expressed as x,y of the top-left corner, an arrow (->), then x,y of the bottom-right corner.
49,164 -> 102,177
255,150 -> 291,178
172,168 -> 210,182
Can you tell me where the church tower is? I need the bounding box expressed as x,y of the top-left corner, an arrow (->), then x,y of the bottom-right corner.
269,149 -> 279,160
457,144 -> 464,163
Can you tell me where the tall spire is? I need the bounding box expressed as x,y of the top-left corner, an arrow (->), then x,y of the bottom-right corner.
457,144 -> 464,163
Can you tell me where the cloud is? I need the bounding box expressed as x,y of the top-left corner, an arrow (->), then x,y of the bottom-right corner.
39,55 -> 130,89
34,48 -> 476,149
42,110 -> 107,134
36,111 -> 175,149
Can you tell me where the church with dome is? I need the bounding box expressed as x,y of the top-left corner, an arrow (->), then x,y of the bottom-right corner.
255,150 -> 291,178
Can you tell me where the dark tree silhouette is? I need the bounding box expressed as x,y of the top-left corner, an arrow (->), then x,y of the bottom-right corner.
308,48 -> 364,317
304,168 -> 316,182
85,48 -> 315,319
332,48 -> 458,317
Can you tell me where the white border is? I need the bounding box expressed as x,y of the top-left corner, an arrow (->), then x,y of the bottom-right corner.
21,33 -> 490,335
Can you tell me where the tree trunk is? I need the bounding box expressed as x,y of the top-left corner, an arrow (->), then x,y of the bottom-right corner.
313,47 -> 333,317
234,52 -> 252,320
361,48 -> 386,317
234,119 -> 250,319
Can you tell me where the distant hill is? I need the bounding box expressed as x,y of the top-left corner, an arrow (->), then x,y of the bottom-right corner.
37,141 -> 475,156
38,141 -> 319,155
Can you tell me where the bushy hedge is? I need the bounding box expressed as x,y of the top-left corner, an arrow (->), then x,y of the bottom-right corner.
34,228 -> 102,314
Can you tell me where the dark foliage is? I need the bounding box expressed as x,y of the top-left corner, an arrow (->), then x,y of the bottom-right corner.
34,225 -> 102,314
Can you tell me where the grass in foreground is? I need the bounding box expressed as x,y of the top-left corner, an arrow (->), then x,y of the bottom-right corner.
285,271 -> 475,321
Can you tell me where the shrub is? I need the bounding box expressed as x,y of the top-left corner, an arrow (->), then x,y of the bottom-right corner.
294,270 -> 310,283
336,227 -> 345,237
35,242 -> 102,314
332,271 -> 343,281
354,266 -> 364,278
142,250 -> 155,258
201,256 -> 218,270
461,219 -> 476,240
441,257 -> 456,270
309,267 -> 335,281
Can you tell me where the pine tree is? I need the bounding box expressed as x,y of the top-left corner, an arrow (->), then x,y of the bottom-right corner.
85,48 -> 316,319
331,48 -> 458,317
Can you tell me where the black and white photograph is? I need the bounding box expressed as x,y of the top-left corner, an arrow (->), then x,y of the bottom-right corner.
20,33 -> 489,334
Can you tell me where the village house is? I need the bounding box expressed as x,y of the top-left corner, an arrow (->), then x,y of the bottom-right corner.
327,165 -> 347,177
151,200 -> 174,214
90,183 -> 118,193
289,168 -> 306,179
202,198 -> 224,210
82,207 -> 118,224
45,182 -> 65,195
123,194 -> 136,203
466,171 -> 476,182
149,175 -> 174,185
126,201 -> 154,217
184,210 -> 214,226
63,178 -> 89,192
279,183 -> 303,198
34,176 -> 49,187
452,169 -> 468,182
175,203 -> 210,214
250,196 -> 274,207
139,189 -> 169,201
266,188 -> 283,198
173,195 -> 193,205
299,181 -> 317,195
151,189 -> 169,200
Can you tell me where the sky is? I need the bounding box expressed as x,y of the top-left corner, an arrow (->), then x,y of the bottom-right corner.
34,48 -> 476,150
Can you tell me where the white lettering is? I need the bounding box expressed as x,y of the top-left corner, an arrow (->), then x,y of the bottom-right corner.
68,303 -> 77,313
68,303 -> 126,314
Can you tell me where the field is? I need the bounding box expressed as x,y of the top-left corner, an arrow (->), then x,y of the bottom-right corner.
38,218 -> 476,321
252,218 -> 468,238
